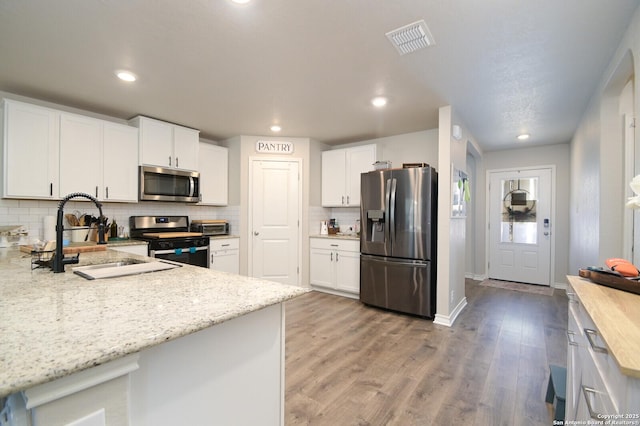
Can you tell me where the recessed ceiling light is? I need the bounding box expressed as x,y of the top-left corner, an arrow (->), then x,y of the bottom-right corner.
231,0 -> 250,4
270,125 -> 282,132
517,133 -> 530,141
116,70 -> 137,82
371,97 -> 388,108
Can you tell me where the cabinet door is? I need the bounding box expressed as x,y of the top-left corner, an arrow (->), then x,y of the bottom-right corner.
138,117 -> 173,168
173,126 -> 199,170
3,100 -> 59,199
309,247 -> 334,288
198,143 -> 228,205
321,149 -> 346,207
103,123 -> 138,202
59,113 -> 103,198
335,249 -> 360,294
345,145 -> 376,206
211,250 -> 240,274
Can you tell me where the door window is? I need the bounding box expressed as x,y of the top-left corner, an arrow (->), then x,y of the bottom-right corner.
500,177 -> 538,244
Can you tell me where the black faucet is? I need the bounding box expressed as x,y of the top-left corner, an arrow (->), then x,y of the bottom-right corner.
52,192 -> 107,273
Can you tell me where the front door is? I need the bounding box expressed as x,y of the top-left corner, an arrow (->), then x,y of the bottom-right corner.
488,168 -> 552,286
249,159 -> 300,285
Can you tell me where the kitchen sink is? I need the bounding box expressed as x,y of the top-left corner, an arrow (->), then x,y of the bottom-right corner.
73,258 -> 182,280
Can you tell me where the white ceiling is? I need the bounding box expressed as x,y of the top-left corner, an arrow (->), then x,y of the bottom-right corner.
0,0 -> 638,151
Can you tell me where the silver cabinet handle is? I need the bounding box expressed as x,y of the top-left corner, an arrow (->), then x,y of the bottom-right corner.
567,331 -> 578,346
105,186 -> 109,199
330,252 -> 333,261
581,385 -> 602,420
584,328 -> 608,354
346,195 -> 350,205
254,231 -> 260,236
342,196 -> 345,205
176,157 -> 179,168
336,252 -> 339,262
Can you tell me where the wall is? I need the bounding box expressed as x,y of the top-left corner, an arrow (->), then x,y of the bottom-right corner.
435,106 -> 482,326
569,6 -> 639,273
482,143 -> 571,286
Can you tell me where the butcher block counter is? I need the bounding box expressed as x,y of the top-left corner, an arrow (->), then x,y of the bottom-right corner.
0,247 -> 307,425
567,275 -> 640,378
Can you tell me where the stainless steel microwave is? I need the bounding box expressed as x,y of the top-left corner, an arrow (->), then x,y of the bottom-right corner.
139,165 -> 200,203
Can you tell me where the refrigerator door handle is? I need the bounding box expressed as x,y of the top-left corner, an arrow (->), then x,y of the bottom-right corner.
360,254 -> 428,268
385,178 -> 392,244
390,178 -> 397,247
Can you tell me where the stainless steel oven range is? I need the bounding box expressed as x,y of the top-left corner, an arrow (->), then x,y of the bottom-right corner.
129,216 -> 210,268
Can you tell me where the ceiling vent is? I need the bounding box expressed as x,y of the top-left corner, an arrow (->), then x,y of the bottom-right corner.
386,20 -> 435,55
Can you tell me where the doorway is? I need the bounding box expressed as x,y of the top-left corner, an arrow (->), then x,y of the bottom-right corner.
488,167 -> 554,286
248,158 -> 301,286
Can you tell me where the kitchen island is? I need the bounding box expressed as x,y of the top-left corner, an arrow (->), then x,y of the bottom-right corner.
0,247 -> 307,425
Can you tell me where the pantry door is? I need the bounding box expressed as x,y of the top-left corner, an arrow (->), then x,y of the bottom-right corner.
249,159 -> 301,286
488,167 -> 553,286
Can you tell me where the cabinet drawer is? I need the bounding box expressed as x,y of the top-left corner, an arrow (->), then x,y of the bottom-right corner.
210,238 -> 239,251
310,237 -> 359,252
579,346 -> 617,416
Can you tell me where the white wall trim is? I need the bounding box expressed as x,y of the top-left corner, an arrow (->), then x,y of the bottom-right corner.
433,297 -> 467,327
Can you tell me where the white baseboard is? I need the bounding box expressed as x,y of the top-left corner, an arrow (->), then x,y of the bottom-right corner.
553,281 -> 567,290
433,297 -> 468,327
465,273 -> 487,281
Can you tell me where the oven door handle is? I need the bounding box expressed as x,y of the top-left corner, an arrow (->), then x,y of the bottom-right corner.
151,246 -> 209,256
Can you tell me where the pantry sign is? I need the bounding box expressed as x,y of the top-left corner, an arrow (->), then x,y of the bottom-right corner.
255,140 -> 294,155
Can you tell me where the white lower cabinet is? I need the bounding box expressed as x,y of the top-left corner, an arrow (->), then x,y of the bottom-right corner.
210,237 -> 239,274
3,355 -> 139,426
566,284 -> 640,422
309,237 -> 360,297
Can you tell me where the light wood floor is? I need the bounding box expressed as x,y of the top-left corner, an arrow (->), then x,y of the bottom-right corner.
284,279 -> 568,425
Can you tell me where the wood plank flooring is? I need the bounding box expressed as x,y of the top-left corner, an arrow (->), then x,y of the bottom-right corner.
284,279 -> 568,425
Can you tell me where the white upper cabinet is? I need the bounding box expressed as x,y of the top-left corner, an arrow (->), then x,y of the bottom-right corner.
103,122 -> 139,202
3,99 -> 60,199
59,113 -> 103,198
321,144 -> 376,207
132,116 -> 199,171
59,113 -> 138,202
198,143 -> 228,205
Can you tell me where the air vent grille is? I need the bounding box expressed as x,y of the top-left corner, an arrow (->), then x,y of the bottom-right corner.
386,20 -> 435,55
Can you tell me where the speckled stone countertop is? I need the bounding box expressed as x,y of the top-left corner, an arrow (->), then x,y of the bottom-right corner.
0,247 -> 308,398
310,234 -> 360,241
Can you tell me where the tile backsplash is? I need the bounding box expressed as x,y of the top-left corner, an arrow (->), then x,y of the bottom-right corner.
0,198 -> 239,242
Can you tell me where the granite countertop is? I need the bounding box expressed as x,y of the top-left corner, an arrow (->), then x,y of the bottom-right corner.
311,234 -> 360,241
0,247 -> 308,398
567,275 -> 640,378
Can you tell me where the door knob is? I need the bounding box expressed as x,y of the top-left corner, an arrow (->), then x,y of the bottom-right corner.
254,231 -> 260,236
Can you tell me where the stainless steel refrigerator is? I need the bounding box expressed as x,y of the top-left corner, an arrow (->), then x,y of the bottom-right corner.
360,166 -> 438,318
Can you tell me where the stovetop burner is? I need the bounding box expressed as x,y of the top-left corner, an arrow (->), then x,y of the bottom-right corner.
130,215 -> 209,248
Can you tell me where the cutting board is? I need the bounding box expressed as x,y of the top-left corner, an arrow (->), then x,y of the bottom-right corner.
20,243 -> 108,254
142,232 -> 203,239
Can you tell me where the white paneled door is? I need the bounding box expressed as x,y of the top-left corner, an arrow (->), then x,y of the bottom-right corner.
488,168 -> 552,286
250,159 -> 301,286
